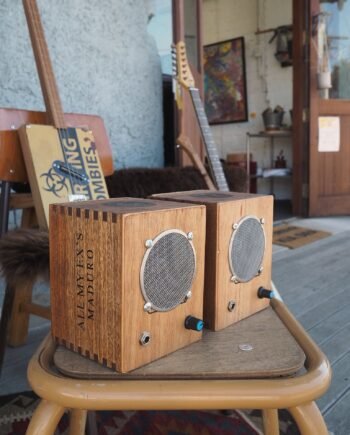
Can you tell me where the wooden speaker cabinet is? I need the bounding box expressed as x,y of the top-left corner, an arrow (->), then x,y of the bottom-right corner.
49,197 -> 206,373
152,190 -> 273,331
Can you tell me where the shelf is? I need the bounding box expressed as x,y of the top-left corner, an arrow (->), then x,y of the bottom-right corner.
247,130 -> 292,138
261,168 -> 292,178
246,131 -> 292,195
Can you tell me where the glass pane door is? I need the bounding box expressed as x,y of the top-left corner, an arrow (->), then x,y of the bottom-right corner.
320,0 -> 350,98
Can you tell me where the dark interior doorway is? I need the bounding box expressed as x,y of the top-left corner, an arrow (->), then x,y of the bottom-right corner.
162,74 -> 175,166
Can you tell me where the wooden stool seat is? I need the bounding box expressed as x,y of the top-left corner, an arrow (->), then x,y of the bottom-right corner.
26,299 -> 331,435
54,306 -> 305,380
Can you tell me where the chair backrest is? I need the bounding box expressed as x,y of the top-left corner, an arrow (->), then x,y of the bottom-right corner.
0,108 -> 114,183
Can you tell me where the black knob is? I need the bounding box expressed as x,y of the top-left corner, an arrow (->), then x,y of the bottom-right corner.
185,316 -> 204,331
257,287 -> 275,299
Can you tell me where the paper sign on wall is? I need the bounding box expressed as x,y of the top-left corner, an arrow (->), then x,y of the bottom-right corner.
318,117 -> 340,152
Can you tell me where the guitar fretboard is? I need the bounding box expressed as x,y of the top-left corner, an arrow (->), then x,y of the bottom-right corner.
189,88 -> 229,191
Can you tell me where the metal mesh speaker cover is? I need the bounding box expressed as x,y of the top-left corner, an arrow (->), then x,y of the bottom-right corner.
140,230 -> 196,312
229,216 -> 265,283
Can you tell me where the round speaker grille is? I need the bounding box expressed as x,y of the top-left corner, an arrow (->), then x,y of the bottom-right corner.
229,216 -> 265,283
140,230 -> 196,312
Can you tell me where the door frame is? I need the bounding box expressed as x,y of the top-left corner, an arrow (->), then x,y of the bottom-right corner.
292,0 -> 311,216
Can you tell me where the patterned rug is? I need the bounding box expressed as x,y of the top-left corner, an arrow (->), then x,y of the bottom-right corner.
0,391 -> 262,435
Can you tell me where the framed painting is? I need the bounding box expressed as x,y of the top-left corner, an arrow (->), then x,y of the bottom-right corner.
204,37 -> 248,124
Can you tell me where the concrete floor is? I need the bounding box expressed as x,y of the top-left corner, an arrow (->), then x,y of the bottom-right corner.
0,214 -> 350,434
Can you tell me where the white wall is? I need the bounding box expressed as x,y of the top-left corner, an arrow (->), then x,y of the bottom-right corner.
203,0 -> 293,198
0,0 -> 163,169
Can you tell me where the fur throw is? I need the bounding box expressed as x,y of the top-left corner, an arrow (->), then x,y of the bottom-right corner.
0,228 -> 49,287
105,165 -> 247,198
105,166 -> 208,197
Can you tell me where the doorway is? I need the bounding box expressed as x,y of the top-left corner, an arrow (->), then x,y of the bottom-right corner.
293,0 -> 350,216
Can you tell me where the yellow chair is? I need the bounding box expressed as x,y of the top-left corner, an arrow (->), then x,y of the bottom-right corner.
26,299 -> 331,435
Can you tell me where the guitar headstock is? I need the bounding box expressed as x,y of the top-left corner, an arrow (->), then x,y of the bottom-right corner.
172,41 -> 195,89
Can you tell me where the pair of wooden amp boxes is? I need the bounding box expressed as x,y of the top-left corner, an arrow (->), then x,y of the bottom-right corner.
50,190 -> 273,373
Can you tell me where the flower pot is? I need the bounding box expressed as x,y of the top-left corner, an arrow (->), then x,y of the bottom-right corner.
262,111 -> 284,131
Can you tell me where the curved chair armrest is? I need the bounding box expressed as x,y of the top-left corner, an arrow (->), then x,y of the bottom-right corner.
27,299 -> 331,411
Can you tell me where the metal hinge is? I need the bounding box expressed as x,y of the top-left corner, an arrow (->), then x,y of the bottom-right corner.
302,183 -> 309,199
302,108 -> 309,122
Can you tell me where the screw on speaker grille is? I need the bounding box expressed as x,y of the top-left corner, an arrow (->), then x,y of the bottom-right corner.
140,230 -> 196,312
229,216 -> 266,283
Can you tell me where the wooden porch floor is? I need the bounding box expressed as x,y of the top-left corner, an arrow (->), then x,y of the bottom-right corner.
1,215 -> 350,434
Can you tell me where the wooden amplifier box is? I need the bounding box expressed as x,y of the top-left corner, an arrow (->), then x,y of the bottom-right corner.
49,197 -> 206,373
152,190 -> 273,331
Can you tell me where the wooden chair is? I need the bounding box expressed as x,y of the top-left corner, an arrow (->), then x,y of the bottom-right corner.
0,108 -> 114,371
26,299 -> 331,435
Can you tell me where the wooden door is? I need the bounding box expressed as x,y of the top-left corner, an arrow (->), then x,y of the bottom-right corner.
308,0 -> 350,216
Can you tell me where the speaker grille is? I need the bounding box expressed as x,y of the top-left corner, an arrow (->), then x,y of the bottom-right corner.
140,230 -> 196,312
229,216 -> 265,283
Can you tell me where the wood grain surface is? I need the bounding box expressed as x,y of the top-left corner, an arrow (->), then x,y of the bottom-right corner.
20,124 -> 109,228
152,190 -> 274,330
0,107 -> 114,183
54,306 -> 305,379
50,198 -> 206,373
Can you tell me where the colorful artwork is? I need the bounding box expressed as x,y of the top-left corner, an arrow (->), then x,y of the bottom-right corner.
204,37 -> 248,124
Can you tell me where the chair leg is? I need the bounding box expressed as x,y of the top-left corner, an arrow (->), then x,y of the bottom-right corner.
288,401 -> 329,435
0,180 -> 11,236
26,400 -> 65,435
21,207 -> 37,228
69,409 -> 88,435
86,411 -> 99,435
0,181 -> 12,374
7,279 -> 35,347
0,284 -> 15,375
262,408 -> 279,435
7,207 -> 40,347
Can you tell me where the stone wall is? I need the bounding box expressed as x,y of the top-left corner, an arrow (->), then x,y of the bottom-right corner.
0,0 -> 163,169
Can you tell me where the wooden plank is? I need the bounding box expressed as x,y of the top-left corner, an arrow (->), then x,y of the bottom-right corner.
275,267 -> 350,313
317,350 -> 350,413
320,322 -> 350,365
308,305 -> 350,345
296,288 -> 350,331
272,232 -> 350,311
324,387 -> 350,435
273,251 -> 349,295
273,236 -> 350,276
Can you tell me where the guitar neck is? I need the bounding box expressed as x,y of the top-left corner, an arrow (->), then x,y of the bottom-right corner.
189,88 -> 229,191
23,0 -> 66,128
